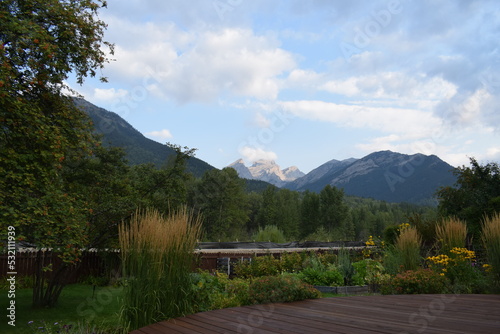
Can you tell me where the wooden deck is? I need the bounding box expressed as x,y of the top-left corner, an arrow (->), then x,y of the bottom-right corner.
131,294 -> 500,334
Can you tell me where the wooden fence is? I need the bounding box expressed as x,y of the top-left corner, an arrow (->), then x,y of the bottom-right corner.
2,247 -> 366,283
0,250 -> 121,284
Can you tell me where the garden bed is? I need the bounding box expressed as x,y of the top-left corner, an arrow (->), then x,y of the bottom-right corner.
313,285 -> 370,295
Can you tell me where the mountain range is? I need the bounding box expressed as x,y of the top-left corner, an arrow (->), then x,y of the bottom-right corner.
228,152 -> 456,204
77,98 -> 457,204
228,159 -> 305,187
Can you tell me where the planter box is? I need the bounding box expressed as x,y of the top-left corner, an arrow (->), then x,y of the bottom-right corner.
314,285 -> 369,295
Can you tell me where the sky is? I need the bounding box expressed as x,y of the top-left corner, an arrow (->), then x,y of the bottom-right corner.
69,0 -> 500,174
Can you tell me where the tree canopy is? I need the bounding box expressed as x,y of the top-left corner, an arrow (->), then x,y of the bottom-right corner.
437,157 -> 500,236
0,0 -> 113,307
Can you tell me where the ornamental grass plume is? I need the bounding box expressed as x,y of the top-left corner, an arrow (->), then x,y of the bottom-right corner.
481,212 -> 500,281
395,226 -> 422,271
119,208 -> 202,331
435,217 -> 467,252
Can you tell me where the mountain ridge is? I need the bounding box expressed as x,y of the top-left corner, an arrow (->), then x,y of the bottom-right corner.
78,98 -> 456,204
227,159 -> 305,187
286,150 -> 456,204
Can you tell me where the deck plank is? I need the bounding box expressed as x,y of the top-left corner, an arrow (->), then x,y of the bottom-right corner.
130,294 -> 500,334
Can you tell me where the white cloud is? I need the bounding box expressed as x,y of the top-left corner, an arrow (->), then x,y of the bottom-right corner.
146,129 -> 173,140
101,18 -> 296,103
320,72 -> 457,104
239,146 -> 278,162
92,88 -> 129,103
279,100 -> 441,138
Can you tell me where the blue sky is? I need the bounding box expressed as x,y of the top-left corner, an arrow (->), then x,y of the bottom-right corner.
69,0 -> 500,173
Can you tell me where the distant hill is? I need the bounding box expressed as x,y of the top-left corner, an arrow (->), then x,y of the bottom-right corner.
286,151 -> 456,204
74,98 -> 214,177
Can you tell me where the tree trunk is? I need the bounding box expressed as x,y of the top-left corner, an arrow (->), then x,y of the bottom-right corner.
32,250 -> 72,308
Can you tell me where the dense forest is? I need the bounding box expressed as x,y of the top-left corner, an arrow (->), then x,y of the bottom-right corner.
44,142 -> 438,245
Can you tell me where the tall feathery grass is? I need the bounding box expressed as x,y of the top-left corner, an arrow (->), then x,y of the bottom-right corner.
394,226 -> 422,271
436,217 -> 467,252
482,212 -> 500,282
118,208 -> 202,331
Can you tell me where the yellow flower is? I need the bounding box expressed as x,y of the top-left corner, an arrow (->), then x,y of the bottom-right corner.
440,273 -> 445,276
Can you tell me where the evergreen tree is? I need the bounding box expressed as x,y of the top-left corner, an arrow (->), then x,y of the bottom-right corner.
300,191 -> 321,238
319,185 -> 351,238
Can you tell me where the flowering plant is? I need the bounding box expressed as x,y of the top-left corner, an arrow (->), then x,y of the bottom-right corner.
248,275 -> 320,304
427,247 -> 484,293
380,268 -> 448,294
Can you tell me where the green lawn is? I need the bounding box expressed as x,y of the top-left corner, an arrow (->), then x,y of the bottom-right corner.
0,284 -> 123,334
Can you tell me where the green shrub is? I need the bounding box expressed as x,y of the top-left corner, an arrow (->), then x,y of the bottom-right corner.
380,268 -> 449,295
234,254 -> 281,278
280,251 -> 307,273
383,225 -> 400,246
79,275 -> 110,287
248,275 -> 320,304
191,271 -> 249,311
252,225 -> 287,243
352,259 -> 388,286
317,251 -> 338,267
298,267 -> 343,286
427,248 -> 487,294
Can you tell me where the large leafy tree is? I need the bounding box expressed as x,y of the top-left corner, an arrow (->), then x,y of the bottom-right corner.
130,143 -> 196,216
190,167 -> 249,241
0,0 -> 113,307
437,158 -> 500,237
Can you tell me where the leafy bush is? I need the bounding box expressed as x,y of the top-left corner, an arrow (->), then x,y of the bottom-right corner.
380,268 -> 449,295
79,275 -> 110,287
248,275 -> 321,304
280,251 -> 307,273
352,259 -> 388,286
234,254 -> 281,278
427,248 -> 485,293
383,225 -> 400,246
298,267 -> 343,286
252,225 -> 287,243
191,271 -> 249,311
